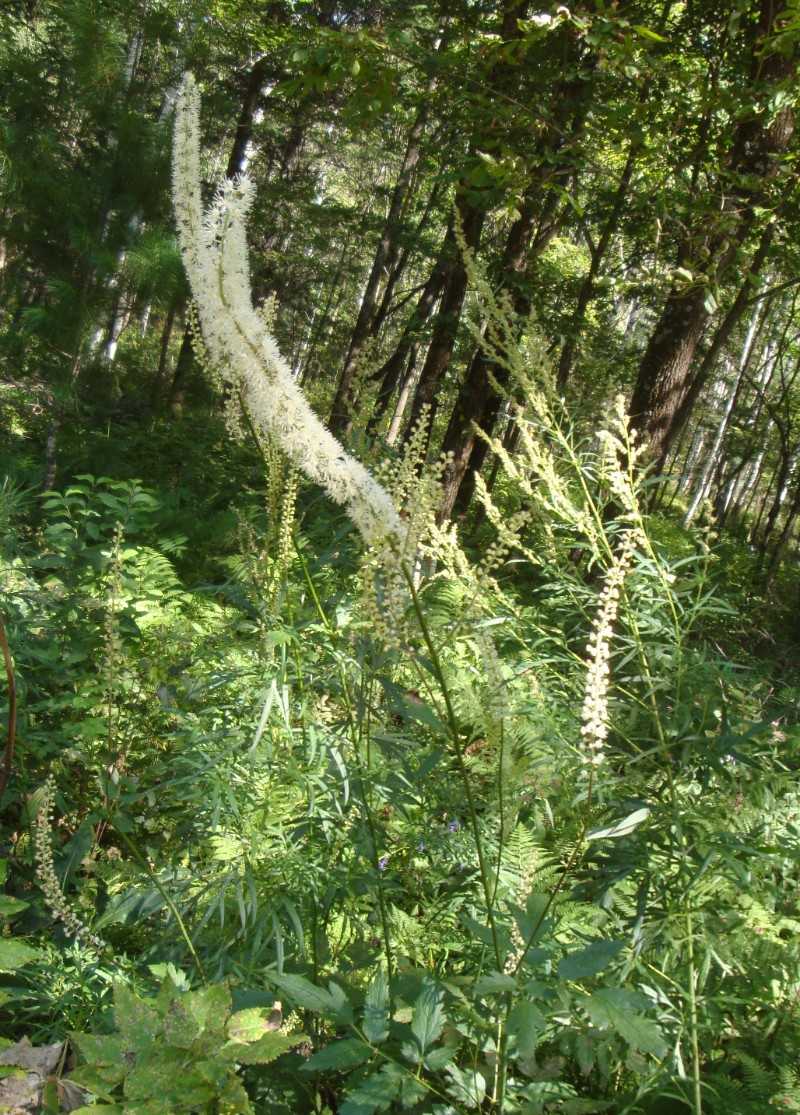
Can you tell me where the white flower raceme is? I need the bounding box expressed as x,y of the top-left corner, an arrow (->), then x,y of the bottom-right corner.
580,538 -> 634,766
172,75 -> 407,554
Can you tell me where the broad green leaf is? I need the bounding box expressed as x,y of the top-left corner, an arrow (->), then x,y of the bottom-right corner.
301,1038 -> 373,1072
0,938 -> 39,970
69,1107 -> 124,1114
340,1067 -> 402,1115
70,1033 -> 127,1069
511,892 -> 551,948
632,24 -> 669,41
411,976 -> 444,1052
227,1007 -> 276,1043
270,973 -> 351,1020
585,990 -> 667,1057
587,808 -> 650,841
162,994 -> 200,1048
474,971 -> 517,996
56,822 -> 95,890
0,896 -> 27,918
445,1065 -> 486,1109
363,969 -> 389,1044
112,985 -> 160,1051
558,940 -> 625,980
423,1045 -> 457,1071
224,1032 -> 300,1065
459,913 -> 496,948
185,982 -> 231,1033
508,1000 -> 547,1058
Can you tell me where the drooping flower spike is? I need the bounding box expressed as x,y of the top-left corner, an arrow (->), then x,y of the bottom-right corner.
172,75 -> 407,555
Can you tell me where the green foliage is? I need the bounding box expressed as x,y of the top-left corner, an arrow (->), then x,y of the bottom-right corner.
70,976 -> 299,1114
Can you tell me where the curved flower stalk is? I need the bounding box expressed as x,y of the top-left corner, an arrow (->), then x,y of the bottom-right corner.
172,75 -> 407,554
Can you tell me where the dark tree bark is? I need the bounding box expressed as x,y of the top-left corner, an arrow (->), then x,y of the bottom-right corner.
435,195 -> 538,520
556,138 -> 640,389
653,218 -> 779,472
435,11 -> 599,521
365,219 -> 454,434
397,0 -> 532,450
402,198 -> 487,446
328,18 -> 451,437
629,0 -> 796,467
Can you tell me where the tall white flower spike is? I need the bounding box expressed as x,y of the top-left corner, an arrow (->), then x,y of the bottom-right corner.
172,75 -> 407,555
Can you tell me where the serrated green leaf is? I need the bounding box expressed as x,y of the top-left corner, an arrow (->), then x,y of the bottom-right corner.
270,973 -> 351,1019
508,1000 -> 547,1058
585,989 -> 667,1057
445,1065 -> 486,1109
185,982 -> 231,1033
227,1007 -> 273,1043
474,971 -> 517,996
162,995 -> 200,1048
411,976 -> 444,1052
301,1038 -> 372,1072
558,939 -> 625,980
0,938 -> 39,970
0,896 -> 28,917
363,969 -> 389,1044
459,913 -> 496,947
112,985 -> 160,1051
224,1031 -> 299,1065
340,1067 -> 403,1115
423,1045 -> 457,1070
70,1033 -> 127,1069
511,892 -> 551,949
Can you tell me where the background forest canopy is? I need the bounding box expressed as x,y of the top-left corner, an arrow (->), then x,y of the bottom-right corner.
1,0 -> 799,550
4,2 -> 800,1115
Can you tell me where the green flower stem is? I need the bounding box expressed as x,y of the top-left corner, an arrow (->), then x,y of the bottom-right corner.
109,819 -> 206,982
402,565 -> 503,969
293,539 -> 395,985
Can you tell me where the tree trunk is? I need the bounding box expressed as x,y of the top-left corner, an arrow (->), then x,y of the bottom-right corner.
683,300 -> 763,526
630,0 -> 796,466
328,19 -> 451,437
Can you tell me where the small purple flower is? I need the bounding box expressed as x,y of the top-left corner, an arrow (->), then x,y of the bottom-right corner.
448,819 -> 461,832
378,856 -> 389,870
455,861 -> 464,874
418,842 -> 426,852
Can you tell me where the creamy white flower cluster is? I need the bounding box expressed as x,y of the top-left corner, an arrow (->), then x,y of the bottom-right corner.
34,776 -> 105,953
172,75 -> 407,554
580,540 -> 634,766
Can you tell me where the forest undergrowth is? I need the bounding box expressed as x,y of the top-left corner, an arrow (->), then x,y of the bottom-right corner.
2,84 -> 800,1115
2,347 -> 800,1115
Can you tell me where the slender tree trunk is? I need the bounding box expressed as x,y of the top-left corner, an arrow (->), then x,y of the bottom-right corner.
436,195 -> 539,520
683,301 -> 763,526
764,471 -> 800,587
328,19 -> 451,437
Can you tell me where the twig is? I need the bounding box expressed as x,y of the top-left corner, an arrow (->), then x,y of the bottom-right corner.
0,612 -> 16,810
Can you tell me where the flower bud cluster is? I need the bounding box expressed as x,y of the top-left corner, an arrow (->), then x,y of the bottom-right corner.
580,541 -> 634,766
34,776 -> 105,953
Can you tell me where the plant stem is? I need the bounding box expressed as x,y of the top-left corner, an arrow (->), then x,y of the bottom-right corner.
685,909 -> 703,1115
0,612 -> 16,810
110,820 -> 206,982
